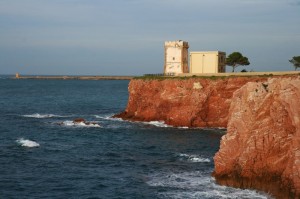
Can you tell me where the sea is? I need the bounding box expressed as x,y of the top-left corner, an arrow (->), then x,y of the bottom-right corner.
0,75 -> 270,199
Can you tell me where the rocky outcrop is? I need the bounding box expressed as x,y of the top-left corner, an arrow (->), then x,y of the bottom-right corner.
115,76 -> 273,128
116,75 -> 300,198
116,77 -> 274,127
213,77 -> 300,198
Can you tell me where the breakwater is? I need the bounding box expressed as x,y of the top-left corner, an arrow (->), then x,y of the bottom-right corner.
13,75 -> 133,80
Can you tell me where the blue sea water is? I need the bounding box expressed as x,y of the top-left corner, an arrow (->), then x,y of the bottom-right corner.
0,76 -> 270,199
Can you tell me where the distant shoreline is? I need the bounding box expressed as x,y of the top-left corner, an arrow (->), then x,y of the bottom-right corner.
10,71 -> 300,80
12,75 -> 134,80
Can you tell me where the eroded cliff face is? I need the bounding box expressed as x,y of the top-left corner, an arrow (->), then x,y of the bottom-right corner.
213,77 -> 300,198
115,77 -> 271,128
116,75 -> 300,198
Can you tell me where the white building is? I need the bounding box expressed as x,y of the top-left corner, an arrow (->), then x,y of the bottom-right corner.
190,51 -> 226,74
164,40 -> 189,75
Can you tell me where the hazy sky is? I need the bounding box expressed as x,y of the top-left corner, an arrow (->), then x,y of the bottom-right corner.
0,0 -> 299,75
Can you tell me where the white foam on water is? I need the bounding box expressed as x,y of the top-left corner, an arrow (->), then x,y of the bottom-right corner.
143,121 -> 172,128
61,120 -> 100,128
157,189 -> 270,199
23,113 -> 65,118
94,114 -> 123,121
146,171 -> 270,199
178,126 -> 189,129
94,114 -> 139,129
94,115 -> 223,131
95,115 -> 194,129
179,153 -> 211,163
96,114 -> 171,126
16,138 -> 40,148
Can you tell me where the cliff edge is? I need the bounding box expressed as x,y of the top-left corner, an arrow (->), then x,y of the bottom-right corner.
115,76 -> 271,128
213,77 -> 300,198
115,75 -> 300,198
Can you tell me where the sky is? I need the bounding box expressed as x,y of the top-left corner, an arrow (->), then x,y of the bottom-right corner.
0,0 -> 299,75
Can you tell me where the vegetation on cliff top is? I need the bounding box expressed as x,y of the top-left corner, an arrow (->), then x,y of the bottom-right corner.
226,52 -> 250,72
289,56 -> 300,70
134,75 -> 230,80
133,74 -> 295,81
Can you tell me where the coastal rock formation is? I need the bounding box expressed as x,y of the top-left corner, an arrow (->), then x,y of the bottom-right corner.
213,77 -> 300,198
116,75 -> 300,198
57,118 -> 100,127
73,118 -> 86,123
115,77 -> 270,127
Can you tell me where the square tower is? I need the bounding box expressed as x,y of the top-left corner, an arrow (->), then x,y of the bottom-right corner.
164,40 -> 189,75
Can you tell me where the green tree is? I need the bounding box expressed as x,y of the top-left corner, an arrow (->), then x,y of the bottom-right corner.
226,52 -> 250,72
289,56 -> 300,70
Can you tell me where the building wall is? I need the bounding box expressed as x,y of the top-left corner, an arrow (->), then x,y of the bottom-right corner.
182,47 -> 189,73
190,51 -> 226,74
164,40 -> 189,74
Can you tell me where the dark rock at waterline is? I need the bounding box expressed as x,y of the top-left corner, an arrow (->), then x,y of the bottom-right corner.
73,118 -> 86,123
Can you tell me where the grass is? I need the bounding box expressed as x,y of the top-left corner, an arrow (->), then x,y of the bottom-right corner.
134,75 -> 231,80
134,75 -> 252,81
133,72 -> 299,81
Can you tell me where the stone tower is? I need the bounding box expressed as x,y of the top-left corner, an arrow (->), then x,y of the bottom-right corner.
164,40 -> 189,75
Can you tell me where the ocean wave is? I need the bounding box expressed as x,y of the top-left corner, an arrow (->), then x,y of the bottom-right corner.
94,114 -> 142,130
16,138 -> 40,148
147,171 -> 270,199
60,120 -> 101,128
143,121 -> 172,128
22,113 -> 66,118
95,114 -> 171,128
179,153 -> 211,163
94,115 -> 223,130
94,114 -> 123,121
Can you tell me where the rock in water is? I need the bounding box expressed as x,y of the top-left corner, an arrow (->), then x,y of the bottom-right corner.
73,118 -> 86,123
213,77 -> 300,198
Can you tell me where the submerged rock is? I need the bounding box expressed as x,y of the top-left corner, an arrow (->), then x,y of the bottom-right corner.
57,118 -> 100,127
213,77 -> 300,198
73,118 -> 99,126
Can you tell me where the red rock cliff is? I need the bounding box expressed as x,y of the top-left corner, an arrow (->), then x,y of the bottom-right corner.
116,75 -> 300,198
213,77 -> 300,198
115,76 -> 271,127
